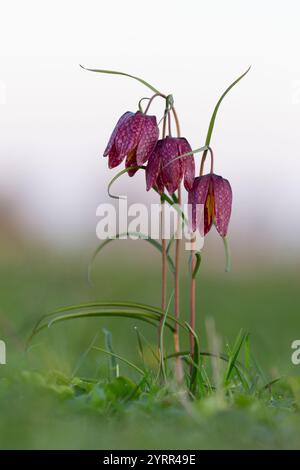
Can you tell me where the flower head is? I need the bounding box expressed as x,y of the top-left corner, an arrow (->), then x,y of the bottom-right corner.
188,173 -> 232,237
146,137 -> 195,194
104,111 -> 159,176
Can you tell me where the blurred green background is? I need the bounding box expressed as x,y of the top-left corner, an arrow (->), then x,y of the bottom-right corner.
0,238 -> 299,449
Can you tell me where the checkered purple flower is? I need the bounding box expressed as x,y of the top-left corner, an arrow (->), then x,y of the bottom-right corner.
104,111 -> 159,176
146,137 -> 195,194
188,173 -> 232,237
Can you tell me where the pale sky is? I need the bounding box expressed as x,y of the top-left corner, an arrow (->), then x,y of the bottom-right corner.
1,0 -> 300,257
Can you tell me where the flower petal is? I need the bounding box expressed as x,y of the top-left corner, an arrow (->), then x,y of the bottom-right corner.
136,115 -> 159,165
212,174 -> 232,237
177,138 -> 195,191
125,149 -> 138,177
188,174 -> 211,233
108,144 -> 124,169
203,192 -> 214,236
104,112 -> 133,156
115,111 -> 143,159
161,137 -> 183,195
155,173 -> 165,194
146,141 -> 162,191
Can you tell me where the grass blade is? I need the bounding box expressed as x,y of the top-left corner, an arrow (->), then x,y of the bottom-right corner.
134,327 -> 145,367
224,330 -> 246,385
103,329 -> 118,378
245,333 -> 250,369
71,331 -> 100,378
93,346 -> 145,377
134,327 -> 159,364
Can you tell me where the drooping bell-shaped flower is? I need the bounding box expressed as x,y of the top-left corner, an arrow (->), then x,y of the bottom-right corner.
146,136 -> 195,194
188,173 -> 232,237
104,111 -> 159,176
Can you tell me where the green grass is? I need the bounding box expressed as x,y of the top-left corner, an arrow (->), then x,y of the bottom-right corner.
0,245 -> 300,449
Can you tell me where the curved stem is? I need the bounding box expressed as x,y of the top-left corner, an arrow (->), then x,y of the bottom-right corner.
158,197 -> 167,345
158,106 -> 168,350
168,104 -> 184,383
200,146 -> 214,176
138,97 -> 150,112
167,110 -> 172,136
161,205 -> 167,311
171,107 -> 181,138
162,110 -> 167,137
174,185 -> 183,383
144,93 -> 165,114
143,91 -> 181,138
188,148 -> 214,365
144,90 -> 182,382
190,237 -> 196,359
189,145 -> 211,364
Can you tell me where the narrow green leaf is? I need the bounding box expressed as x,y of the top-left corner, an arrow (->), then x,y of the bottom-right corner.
192,252 -> 202,279
106,167 -> 180,223
80,65 -> 161,94
154,189 -> 174,206
46,310 -> 161,329
261,377 -> 282,392
249,350 -> 268,385
30,301 -> 167,342
166,235 -> 175,257
134,327 -> 159,364
166,349 -> 248,389
224,330 -> 246,385
29,310 -> 177,345
205,66 -> 251,147
71,331 -> 100,378
134,327 -> 145,367
245,333 -> 250,370
28,302 -> 189,348
167,352 -> 212,395
103,329 -> 118,378
162,145 -> 208,167
107,166 -> 145,199
106,166 -> 185,226
157,193 -> 187,225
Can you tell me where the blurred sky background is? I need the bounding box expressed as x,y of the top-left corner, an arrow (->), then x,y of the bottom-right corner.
1,0 -> 300,267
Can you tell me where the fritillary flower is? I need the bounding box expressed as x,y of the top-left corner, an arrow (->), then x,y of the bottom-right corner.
146,137 -> 195,194
188,173 -> 232,237
104,111 -> 159,176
